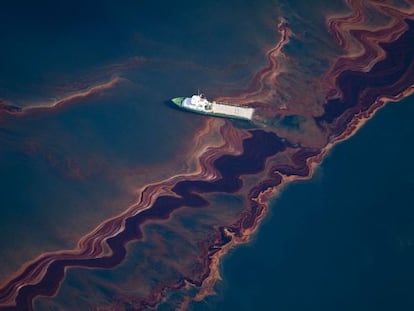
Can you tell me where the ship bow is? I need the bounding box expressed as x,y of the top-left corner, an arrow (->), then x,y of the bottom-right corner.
171,97 -> 185,107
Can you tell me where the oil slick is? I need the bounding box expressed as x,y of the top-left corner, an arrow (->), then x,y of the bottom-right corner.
0,0 -> 414,310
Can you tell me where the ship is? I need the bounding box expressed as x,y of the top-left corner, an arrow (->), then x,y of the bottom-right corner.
171,94 -> 255,121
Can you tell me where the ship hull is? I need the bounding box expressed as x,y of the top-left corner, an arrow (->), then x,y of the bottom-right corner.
171,96 -> 254,121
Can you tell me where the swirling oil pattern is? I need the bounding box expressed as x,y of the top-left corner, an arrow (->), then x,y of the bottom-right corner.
0,0 -> 414,310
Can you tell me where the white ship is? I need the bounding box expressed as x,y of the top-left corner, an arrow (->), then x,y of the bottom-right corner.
171,94 -> 255,121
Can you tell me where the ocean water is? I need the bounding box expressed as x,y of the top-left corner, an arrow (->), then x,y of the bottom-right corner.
0,0 -> 278,105
0,0 -> 281,287
193,95 -> 414,311
2,0 -> 413,309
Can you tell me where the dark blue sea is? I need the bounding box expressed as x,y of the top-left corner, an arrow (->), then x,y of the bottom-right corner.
193,95 -> 414,311
1,0 -> 413,309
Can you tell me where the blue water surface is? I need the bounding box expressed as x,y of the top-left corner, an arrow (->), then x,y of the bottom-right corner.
194,96 -> 414,311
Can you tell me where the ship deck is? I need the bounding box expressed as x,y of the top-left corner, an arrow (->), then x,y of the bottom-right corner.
212,103 -> 254,120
